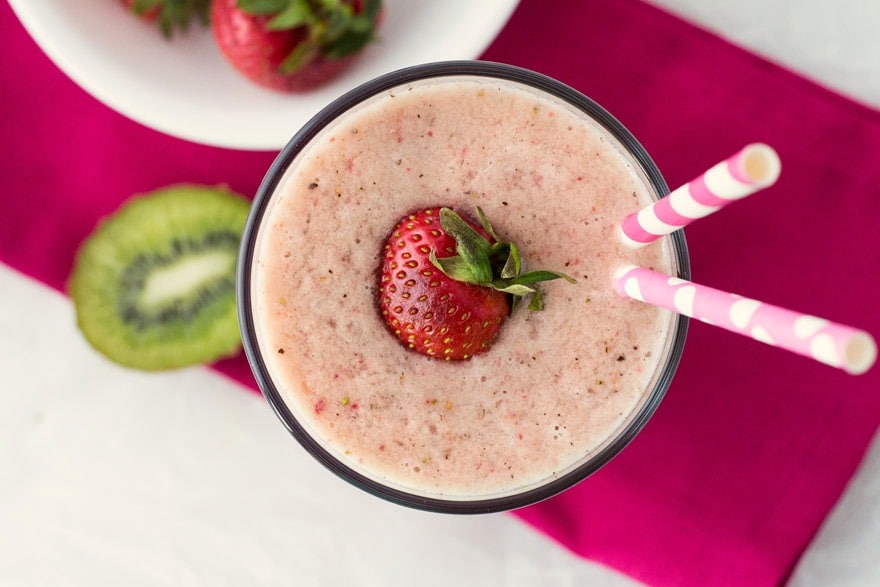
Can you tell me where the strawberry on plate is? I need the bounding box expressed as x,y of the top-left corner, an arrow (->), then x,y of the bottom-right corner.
211,0 -> 383,92
121,0 -> 211,37
379,207 -> 575,361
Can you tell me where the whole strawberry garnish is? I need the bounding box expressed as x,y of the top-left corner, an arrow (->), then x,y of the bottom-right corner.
379,207 -> 574,361
121,0 -> 211,37
211,0 -> 382,92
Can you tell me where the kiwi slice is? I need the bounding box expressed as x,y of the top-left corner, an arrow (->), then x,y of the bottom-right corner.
69,184 -> 250,371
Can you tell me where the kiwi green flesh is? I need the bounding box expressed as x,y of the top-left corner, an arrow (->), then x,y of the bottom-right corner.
69,185 -> 250,371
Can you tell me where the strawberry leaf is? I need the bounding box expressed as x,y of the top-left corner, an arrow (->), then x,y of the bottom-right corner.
528,287 -> 545,311
244,0 -> 381,70
279,39 -> 320,74
132,0 -> 161,14
475,206 -> 500,242
143,0 -> 210,38
493,283 -> 536,296
432,206 -> 576,312
237,0 -> 290,14
430,251 -> 482,285
322,28 -> 375,58
267,0 -> 314,29
359,0 -> 382,20
439,208 -> 493,284
497,242 -> 521,279
509,270 -> 577,285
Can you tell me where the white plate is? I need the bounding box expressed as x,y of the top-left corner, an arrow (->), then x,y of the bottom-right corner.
9,0 -> 520,151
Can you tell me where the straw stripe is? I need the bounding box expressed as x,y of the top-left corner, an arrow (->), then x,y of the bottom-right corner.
613,265 -> 877,375
688,175 -> 732,208
654,197 -> 692,226
620,143 -> 781,247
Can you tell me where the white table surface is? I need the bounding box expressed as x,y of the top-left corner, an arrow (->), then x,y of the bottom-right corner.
2,1 -> 878,585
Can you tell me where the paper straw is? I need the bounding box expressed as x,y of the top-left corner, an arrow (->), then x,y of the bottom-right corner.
620,143 -> 781,247
613,265 -> 877,375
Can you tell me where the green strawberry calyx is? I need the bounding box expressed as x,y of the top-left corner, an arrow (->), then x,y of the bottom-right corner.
236,0 -> 382,74
430,207 -> 577,312
129,0 -> 211,38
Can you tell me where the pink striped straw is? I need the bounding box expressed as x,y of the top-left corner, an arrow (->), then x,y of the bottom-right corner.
613,265 -> 877,375
620,143 -> 781,247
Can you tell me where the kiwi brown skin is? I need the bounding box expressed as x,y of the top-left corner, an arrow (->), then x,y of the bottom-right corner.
68,184 -> 251,371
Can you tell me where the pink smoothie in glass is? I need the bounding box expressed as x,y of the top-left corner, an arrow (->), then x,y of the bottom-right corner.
248,73 -> 679,501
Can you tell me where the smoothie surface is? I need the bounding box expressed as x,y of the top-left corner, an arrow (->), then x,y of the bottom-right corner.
252,76 -> 676,499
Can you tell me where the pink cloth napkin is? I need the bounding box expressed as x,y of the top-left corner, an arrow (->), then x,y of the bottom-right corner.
2,1 -> 878,585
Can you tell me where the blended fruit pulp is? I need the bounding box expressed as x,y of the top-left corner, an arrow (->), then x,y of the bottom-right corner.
251,76 -> 676,499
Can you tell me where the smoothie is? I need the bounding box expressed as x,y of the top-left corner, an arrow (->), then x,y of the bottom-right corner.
241,63 -> 687,510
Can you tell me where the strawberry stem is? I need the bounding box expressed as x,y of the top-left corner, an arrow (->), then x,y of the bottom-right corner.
431,207 -> 576,311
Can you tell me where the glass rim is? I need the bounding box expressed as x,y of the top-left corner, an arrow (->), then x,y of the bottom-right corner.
237,60 -> 690,514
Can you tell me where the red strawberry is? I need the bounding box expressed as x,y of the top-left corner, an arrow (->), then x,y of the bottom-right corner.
121,0 -> 211,37
379,207 -> 574,361
211,0 -> 382,93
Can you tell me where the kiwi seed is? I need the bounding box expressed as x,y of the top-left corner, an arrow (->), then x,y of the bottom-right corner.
68,184 -> 251,370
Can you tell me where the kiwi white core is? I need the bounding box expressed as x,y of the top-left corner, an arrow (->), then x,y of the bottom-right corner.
139,251 -> 234,309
